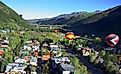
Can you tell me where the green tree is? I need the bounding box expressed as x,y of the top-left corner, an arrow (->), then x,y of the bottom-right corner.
89,51 -> 98,63
93,37 -> 102,44
98,50 -> 106,58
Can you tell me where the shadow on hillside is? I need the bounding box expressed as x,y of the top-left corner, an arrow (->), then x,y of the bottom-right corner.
68,6 -> 121,38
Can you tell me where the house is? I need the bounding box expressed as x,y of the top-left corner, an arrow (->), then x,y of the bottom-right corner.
30,57 -> 37,66
0,48 -> 8,57
119,68 -> 121,74
0,30 -> 7,33
43,42 -> 49,46
5,63 -> 18,73
20,50 -> 30,56
117,55 -> 121,64
0,29 -> 13,33
53,29 -> 59,33
25,40 -> 33,46
15,58 -> 26,63
19,31 -> 25,35
82,47 -> 91,56
0,39 -> 9,48
50,45 -> 59,50
23,56 -> 30,62
50,45 -> 61,53
10,63 -> 26,74
41,54 -> 50,61
31,39 -> 40,45
51,57 -> 62,64
3,40 -> 9,44
23,45 -> 32,51
0,43 -> 8,48
52,57 -> 70,64
32,45 -> 39,51
0,50 -> 3,56
61,57 -> 70,63
33,50 -> 39,57
58,63 -> 74,74
26,39 -> 40,46
24,39 -> 40,51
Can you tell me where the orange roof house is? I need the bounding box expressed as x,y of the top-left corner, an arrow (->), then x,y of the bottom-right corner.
0,50 -> 3,56
42,54 -> 50,61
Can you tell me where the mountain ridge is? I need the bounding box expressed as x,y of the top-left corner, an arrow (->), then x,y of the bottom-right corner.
0,1 -> 28,30
28,11 -> 94,25
68,5 -> 121,37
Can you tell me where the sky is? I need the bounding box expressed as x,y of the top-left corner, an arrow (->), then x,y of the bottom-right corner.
1,0 -> 121,19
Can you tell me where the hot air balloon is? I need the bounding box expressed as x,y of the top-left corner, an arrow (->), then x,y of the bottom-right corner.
106,34 -> 119,47
65,32 -> 74,40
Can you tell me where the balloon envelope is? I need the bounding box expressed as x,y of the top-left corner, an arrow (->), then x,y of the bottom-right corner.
106,34 -> 119,47
65,32 -> 74,40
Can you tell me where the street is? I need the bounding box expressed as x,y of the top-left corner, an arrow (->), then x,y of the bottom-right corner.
64,46 -> 105,74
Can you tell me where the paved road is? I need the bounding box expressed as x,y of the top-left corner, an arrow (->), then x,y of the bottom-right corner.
77,55 -> 105,74
65,47 -> 105,74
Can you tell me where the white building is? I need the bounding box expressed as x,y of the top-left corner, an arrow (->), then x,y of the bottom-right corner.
52,57 -> 70,64
50,45 -> 61,53
59,63 -> 74,74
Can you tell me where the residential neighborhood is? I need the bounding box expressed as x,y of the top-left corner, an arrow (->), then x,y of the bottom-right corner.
0,0 -> 121,74
0,30 -> 121,74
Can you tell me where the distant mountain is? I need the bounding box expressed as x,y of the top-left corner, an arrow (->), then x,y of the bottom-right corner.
28,12 -> 94,25
68,5 -> 121,37
27,4 -> 121,37
27,18 -> 50,25
0,1 -> 28,30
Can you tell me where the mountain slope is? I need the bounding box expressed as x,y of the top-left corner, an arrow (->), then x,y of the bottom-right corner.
68,5 -> 121,37
0,1 -> 28,30
28,12 -> 94,25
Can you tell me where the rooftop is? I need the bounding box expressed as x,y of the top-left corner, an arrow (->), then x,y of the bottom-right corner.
60,63 -> 74,72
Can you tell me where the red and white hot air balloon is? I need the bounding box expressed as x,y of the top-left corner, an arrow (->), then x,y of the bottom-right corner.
106,34 -> 119,47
